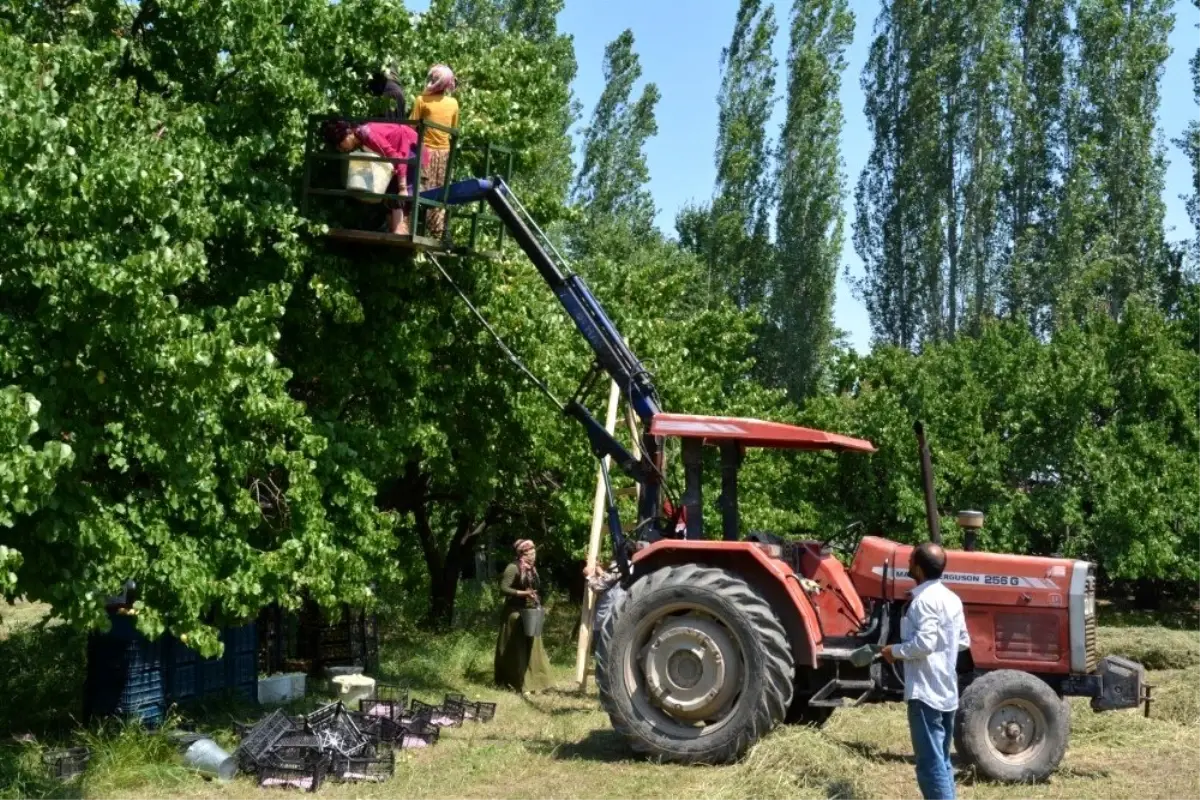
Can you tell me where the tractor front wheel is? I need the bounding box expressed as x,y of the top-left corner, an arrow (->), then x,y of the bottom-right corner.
596,564 -> 795,764
955,670 -> 1070,783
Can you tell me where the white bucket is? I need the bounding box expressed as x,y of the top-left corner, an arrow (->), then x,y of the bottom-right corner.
344,149 -> 392,201
182,738 -> 236,781
332,674 -> 376,708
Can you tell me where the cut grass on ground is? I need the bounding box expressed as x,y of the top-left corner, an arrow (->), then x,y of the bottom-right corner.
1,603 -> 1197,800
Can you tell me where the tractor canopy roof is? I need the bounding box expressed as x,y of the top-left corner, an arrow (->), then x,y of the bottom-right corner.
649,413 -> 876,453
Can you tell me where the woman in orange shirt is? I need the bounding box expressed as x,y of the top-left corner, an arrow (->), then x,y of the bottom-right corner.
410,64 -> 460,238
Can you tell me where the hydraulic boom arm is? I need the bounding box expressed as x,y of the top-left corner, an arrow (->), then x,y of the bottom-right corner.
428,177 -> 666,538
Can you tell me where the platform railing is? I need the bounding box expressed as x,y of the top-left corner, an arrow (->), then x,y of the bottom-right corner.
301,114 -> 513,254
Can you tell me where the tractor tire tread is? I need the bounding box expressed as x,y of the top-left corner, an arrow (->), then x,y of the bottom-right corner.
595,563 -> 794,764
955,669 -> 1070,783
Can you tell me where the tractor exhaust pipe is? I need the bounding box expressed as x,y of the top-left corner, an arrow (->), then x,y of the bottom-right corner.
914,421 -> 941,544
956,510 -> 984,551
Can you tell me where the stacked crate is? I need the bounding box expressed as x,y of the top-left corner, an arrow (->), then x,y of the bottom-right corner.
83,613 -> 166,727
86,613 -> 259,724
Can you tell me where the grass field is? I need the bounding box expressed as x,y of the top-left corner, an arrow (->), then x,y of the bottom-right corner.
1,599 -> 1197,800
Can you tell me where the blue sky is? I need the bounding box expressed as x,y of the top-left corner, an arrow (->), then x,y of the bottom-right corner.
415,0 -> 1198,352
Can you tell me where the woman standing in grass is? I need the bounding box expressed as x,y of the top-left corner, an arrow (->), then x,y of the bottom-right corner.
494,539 -> 553,694
409,63 -> 459,237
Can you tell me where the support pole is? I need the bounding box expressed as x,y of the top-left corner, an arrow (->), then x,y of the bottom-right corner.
682,437 -> 703,540
719,441 -> 740,541
575,379 -> 621,690
625,405 -> 642,505
914,420 -> 942,545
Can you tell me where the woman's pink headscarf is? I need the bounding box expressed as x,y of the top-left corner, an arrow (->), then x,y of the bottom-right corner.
425,64 -> 456,95
514,539 -> 537,583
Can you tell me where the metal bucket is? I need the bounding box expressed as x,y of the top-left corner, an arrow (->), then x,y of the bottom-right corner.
182,738 -> 237,781
520,607 -> 544,638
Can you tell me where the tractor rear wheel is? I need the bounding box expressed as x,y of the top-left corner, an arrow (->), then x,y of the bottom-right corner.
955,670 -> 1070,783
595,564 -> 794,764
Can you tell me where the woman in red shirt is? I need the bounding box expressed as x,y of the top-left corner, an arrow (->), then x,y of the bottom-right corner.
323,118 -> 427,235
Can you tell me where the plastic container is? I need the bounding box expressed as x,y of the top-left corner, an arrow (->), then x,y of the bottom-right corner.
344,150 -> 392,200
333,749 -> 395,783
257,753 -> 329,793
43,747 -> 91,780
183,738 -> 237,781
520,607 -> 545,637
428,704 -> 464,728
234,709 -> 296,770
258,673 -> 305,704
84,620 -> 166,728
398,721 -> 440,749
332,674 -> 375,709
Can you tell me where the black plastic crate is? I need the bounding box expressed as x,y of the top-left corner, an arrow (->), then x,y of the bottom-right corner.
333,749 -> 395,783
427,704 -> 464,728
257,753 -> 329,793
359,698 -> 405,722
374,682 -> 409,704
446,699 -> 495,723
398,721 -> 440,749
364,716 -> 403,743
199,657 -> 226,695
302,701 -> 342,729
43,747 -> 91,780
273,733 -> 324,762
303,702 -> 370,756
235,710 -> 296,769
406,699 -> 435,721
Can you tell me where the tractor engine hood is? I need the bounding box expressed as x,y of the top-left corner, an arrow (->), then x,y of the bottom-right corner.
849,536 -> 1080,610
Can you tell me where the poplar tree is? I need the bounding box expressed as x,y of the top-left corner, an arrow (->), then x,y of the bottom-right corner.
766,0 -> 854,398
707,0 -> 779,309
573,29 -> 660,235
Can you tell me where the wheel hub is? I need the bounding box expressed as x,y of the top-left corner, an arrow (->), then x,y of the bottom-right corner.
641,615 -> 742,721
988,700 -> 1044,760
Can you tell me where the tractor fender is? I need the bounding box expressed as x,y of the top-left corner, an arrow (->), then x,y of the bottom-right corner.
631,540 -> 821,669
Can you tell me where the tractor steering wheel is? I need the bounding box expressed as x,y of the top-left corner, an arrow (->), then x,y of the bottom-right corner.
828,520 -> 865,555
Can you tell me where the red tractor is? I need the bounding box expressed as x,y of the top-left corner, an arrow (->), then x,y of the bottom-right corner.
357,176 -> 1149,783
594,415 -> 1149,783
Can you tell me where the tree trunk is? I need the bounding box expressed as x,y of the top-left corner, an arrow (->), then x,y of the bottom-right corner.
427,514 -> 473,629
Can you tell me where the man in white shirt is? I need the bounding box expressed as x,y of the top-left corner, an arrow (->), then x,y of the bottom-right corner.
882,542 -> 971,800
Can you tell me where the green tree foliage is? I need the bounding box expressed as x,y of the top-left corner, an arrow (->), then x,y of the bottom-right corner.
0,0 -> 582,644
0,4 -> 394,654
1177,0 -> 1200,269
800,306 -> 1199,584
854,0 -> 922,349
573,29 -> 661,237
700,0 -> 778,310
763,0 -> 854,401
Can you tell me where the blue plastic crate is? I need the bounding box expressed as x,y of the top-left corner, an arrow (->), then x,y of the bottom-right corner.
226,650 -> 257,686
200,657 -> 227,695
167,663 -> 197,702
114,698 -> 165,727
224,623 -> 258,654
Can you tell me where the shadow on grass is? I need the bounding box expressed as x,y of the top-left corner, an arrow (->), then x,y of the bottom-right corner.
1097,604 -> 1199,631
521,728 -> 634,763
837,740 -> 915,766
824,779 -> 863,800
0,624 -> 86,737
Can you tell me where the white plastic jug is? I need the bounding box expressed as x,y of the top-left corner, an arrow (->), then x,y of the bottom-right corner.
344,149 -> 392,201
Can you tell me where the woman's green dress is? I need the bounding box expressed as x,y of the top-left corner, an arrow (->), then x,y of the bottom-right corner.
493,562 -> 553,692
